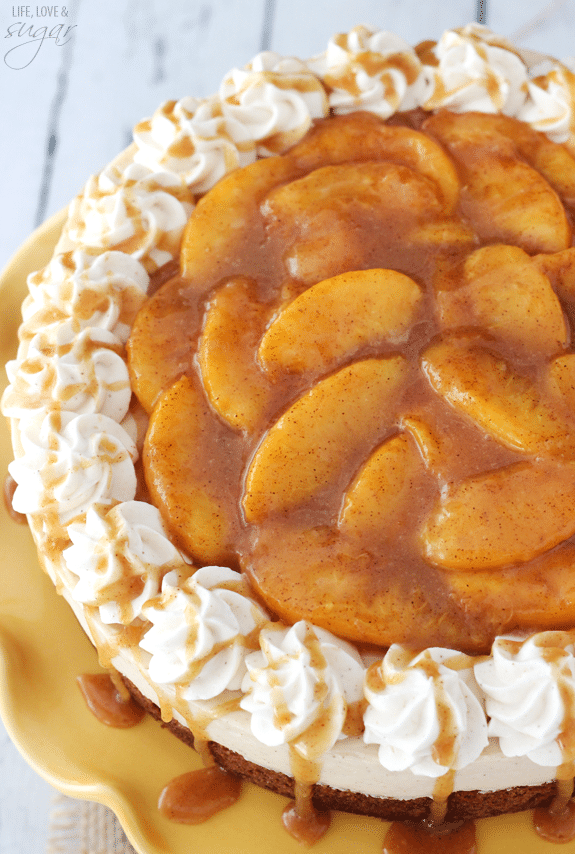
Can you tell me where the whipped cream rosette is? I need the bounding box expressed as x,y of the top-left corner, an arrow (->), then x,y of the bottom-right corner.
64,502 -> 186,625
66,163 -> 194,272
140,566 -> 269,700
240,621 -> 365,759
3,325 -> 130,423
307,25 -> 426,117
364,646 -> 488,779
219,52 -> 329,156
421,24 -> 529,115
133,95 -> 257,194
475,633 -> 575,768
8,410 -> 137,524
19,249 -> 150,347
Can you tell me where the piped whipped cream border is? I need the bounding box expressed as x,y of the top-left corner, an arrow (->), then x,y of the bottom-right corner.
4,22 -> 575,800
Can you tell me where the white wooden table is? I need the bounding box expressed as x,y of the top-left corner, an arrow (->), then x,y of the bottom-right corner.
1,1 -> 574,851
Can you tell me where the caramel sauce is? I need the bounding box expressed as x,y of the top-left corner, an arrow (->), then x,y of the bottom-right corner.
281,798 -> 331,846
76,673 -> 145,728
281,778 -> 331,846
158,767 -> 241,824
3,473 -> 27,524
534,798 -> 575,844
127,109 -> 575,654
383,819 -> 477,854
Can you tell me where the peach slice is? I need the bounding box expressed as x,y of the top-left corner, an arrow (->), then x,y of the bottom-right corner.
401,416 -> 444,476
422,335 -> 575,456
437,244 -> 569,357
547,353 -> 575,411
242,356 -> 409,523
421,459 -> 575,570
425,110 -> 575,206
289,111 -> 460,212
198,277 -> 274,432
264,161 -> 444,284
424,111 -> 571,254
258,268 -> 422,379
181,154 -> 299,282
405,219 -> 476,249
144,375 -> 240,564
534,247 -> 575,301
244,522 -> 493,650
447,543 -> 575,631
339,433 -> 427,538
127,281 -> 198,415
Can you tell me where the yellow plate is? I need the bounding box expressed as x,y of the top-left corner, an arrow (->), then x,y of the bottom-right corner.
1,212 -> 574,854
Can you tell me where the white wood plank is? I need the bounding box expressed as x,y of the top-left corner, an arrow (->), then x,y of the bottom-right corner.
270,0 -> 479,58
0,718 -> 53,854
0,13 -> 65,271
489,0 -> 575,59
46,0 -> 269,221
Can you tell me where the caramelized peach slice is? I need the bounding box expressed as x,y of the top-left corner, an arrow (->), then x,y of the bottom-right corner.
245,522 -> 492,650
339,433 -> 427,538
401,416 -> 444,476
422,335 -> 575,456
181,155 -> 299,281
264,161 -> 444,284
547,354 -> 575,411
405,219 -> 476,249
144,375 -> 241,564
437,244 -> 569,357
198,277 -> 274,432
258,269 -> 422,379
242,357 -> 409,523
127,282 -> 197,414
426,110 -> 575,206
424,111 -> 571,253
534,247 -> 575,300
289,111 -> 460,211
447,543 -> 575,631
421,459 -> 575,570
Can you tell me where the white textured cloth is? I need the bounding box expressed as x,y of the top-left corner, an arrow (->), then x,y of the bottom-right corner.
47,793 -> 137,854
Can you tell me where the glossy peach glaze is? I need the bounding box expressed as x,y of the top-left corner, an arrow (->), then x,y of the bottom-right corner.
128,109 -> 575,653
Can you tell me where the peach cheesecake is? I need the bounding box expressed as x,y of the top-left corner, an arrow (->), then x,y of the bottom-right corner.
5,22 -> 575,843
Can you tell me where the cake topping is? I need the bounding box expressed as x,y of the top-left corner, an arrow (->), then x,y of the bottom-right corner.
66,163 -> 194,272
519,63 -> 575,143
19,249 -> 150,346
421,24 -> 529,115
364,645 -> 488,777
140,566 -> 268,700
8,411 -> 137,524
7,25 -> 575,825
240,621 -> 365,756
307,25 -> 425,117
3,326 -> 130,423
64,501 -> 185,625
219,52 -> 329,155
475,632 -> 575,768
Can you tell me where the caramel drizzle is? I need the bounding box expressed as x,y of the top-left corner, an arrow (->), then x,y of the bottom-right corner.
367,649 -> 469,825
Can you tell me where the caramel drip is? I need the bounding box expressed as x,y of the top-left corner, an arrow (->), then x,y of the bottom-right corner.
383,819 -> 477,854
281,757 -> 331,846
3,474 -> 27,524
76,673 -> 145,728
343,698 -> 367,737
534,797 -> 575,844
429,769 -> 455,826
158,766 -> 241,825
